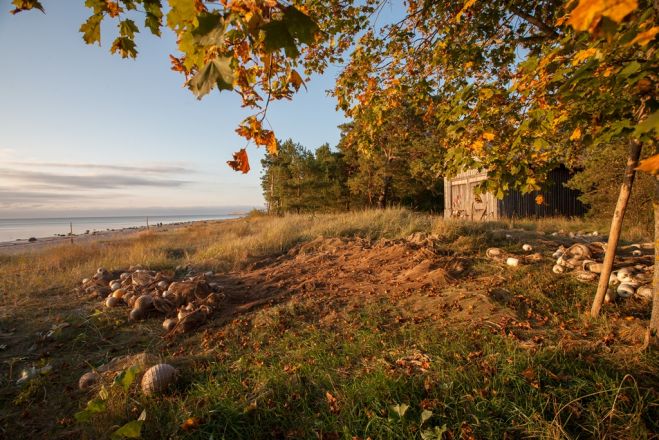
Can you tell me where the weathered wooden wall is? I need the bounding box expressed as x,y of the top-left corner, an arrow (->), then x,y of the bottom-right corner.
444,166 -> 587,220
444,169 -> 498,220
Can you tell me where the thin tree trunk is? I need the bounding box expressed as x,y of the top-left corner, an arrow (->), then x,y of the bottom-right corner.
591,140 -> 643,317
644,173 -> 659,347
378,175 -> 392,209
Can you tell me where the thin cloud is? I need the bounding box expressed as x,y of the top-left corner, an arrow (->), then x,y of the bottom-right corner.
0,168 -> 191,189
6,161 -> 192,174
0,190 -> 81,201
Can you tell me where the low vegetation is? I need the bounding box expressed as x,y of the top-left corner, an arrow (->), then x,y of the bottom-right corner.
0,209 -> 657,439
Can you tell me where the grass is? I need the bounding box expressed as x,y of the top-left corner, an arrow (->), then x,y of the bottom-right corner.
0,209 -> 657,439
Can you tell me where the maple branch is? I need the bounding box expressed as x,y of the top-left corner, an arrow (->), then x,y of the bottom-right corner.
508,5 -> 559,37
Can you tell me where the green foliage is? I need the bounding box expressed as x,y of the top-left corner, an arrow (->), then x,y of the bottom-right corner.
261,139 -> 349,214
113,365 -> 142,392
80,14 -> 102,45
110,411 -> 146,439
187,57 -> 234,98
261,137 -> 443,214
568,140 -> 655,232
9,0 -> 44,14
74,398 -> 107,422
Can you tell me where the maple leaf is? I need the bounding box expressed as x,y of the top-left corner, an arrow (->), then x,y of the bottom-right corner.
283,6 -> 319,45
325,391 -> 340,413
80,14 -> 103,45
570,127 -> 582,141
119,19 -> 139,39
187,57 -> 234,99
169,55 -> 188,75
288,70 -> 306,92
572,48 -> 599,65
535,194 -> 545,205
180,417 -> 202,431
482,132 -> 495,141
628,26 -> 659,46
567,0 -> 638,33
10,0 -> 44,14
635,154 -> 659,176
105,1 -> 122,18
110,36 -> 138,58
258,130 -> 278,155
227,149 -> 250,173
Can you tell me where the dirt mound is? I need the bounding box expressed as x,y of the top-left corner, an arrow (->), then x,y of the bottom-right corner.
212,235 -> 511,327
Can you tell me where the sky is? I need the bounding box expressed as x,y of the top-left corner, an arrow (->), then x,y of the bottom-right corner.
0,2 -> 347,218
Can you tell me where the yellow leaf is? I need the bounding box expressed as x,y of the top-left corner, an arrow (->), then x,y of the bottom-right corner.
455,0 -> 476,23
265,132 -> 278,155
635,154 -> 659,176
482,132 -> 495,141
572,48 -> 599,65
535,194 -> 545,206
567,0 -> 638,33
628,26 -> 659,46
570,127 -> 582,141
471,139 -> 484,152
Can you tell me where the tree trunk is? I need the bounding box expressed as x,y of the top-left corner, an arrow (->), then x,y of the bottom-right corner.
378,175 -> 392,209
591,140 -> 643,317
644,173 -> 659,347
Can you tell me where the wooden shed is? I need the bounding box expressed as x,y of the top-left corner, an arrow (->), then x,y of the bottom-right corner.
443,166 -> 587,220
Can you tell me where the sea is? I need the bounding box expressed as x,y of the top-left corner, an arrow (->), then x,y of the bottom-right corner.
0,214 -> 241,243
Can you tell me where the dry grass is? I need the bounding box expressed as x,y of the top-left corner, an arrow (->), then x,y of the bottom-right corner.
1,209 -> 651,309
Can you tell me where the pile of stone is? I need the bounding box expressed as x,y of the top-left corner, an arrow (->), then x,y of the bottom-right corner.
75,266 -> 225,333
551,242 -> 653,301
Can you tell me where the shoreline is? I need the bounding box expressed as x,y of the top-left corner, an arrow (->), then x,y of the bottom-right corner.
0,218 -> 238,256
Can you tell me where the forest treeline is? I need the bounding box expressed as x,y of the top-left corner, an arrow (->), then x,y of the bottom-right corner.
260,137 -> 444,214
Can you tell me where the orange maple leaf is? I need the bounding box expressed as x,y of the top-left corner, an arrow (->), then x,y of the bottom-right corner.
180,417 -> 202,431
636,154 -> 659,176
567,0 -> 638,33
105,1 -> 122,17
325,391 -> 340,413
227,149 -> 250,173
628,26 -> 659,46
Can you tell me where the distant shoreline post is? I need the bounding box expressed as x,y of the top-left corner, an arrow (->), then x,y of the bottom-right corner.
146,216 -> 149,230
70,221 -> 73,244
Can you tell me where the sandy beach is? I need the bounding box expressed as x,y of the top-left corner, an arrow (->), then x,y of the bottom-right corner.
0,220 -> 221,256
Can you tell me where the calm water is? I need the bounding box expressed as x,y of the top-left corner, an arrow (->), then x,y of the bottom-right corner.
0,215 -> 240,242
